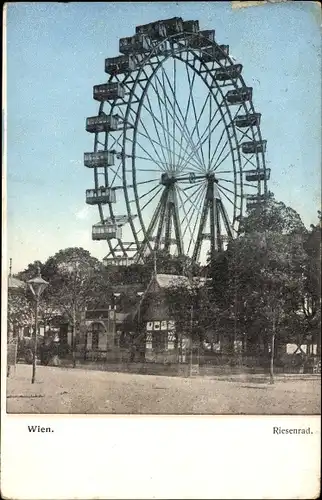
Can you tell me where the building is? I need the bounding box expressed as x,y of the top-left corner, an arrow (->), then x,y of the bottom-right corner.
132,273 -> 207,363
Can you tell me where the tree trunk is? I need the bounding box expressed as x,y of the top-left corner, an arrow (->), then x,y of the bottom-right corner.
270,312 -> 276,385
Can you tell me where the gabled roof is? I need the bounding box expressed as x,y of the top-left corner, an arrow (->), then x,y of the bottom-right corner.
130,273 -> 208,321
8,276 -> 26,290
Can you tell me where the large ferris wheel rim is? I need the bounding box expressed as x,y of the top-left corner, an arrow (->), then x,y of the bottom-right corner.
89,21 -> 269,263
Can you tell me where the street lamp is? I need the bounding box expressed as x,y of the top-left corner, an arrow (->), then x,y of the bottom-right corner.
27,263 -> 49,384
110,292 -> 121,350
137,291 -> 144,327
132,291 -> 144,363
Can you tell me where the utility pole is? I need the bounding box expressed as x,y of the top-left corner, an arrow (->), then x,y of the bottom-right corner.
27,264 -> 48,384
72,301 -> 76,368
190,304 -> 193,375
270,307 -> 276,385
32,297 -> 39,383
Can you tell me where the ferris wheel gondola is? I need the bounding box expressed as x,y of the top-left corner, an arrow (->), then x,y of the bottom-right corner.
84,17 -> 269,266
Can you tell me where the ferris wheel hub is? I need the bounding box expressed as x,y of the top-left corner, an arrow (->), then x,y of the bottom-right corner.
160,172 -> 177,186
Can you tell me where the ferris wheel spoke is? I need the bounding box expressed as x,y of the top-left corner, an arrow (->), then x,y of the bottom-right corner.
208,95 -> 212,170
181,180 -> 205,192
136,122 -> 191,170
127,167 -> 161,173
217,178 -> 255,190
185,65 -> 207,171
173,64 -> 207,170
217,186 -> 235,207
128,136 -> 166,172
136,126 -> 172,171
140,186 -> 163,212
178,182 -> 204,210
218,183 -> 240,198
132,155 -> 165,165
159,64 -> 205,170
179,69 -> 227,170
160,68 -> 173,165
213,169 -> 235,175
136,114 -> 169,171
178,100 -> 228,174
158,65 -> 205,172
129,133 -> 199,174
175,69 -> 197,171
136,183 -> 160,199
145,92 -> 171,167
136,178 -> 160,187
213,148 -> 234,171
212,139 -> 231,170
180,104 -> 221,171
149,73 -> 203,173
146,76 -> 173,165
139,98 -> 202,173
172,58 -> 177,168
176,95 -> 213,174
208,126 -> 228,170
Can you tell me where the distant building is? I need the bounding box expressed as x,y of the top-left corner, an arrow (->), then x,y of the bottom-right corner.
75,274 -> 207,363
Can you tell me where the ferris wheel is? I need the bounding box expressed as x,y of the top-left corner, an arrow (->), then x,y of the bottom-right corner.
84,18 -> 269,266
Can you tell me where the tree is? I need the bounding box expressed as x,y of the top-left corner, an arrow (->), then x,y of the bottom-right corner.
239,192 -> 307,236
206,194 -> 309,381
7,289 -> 33,338
302,212 -> 322,354
43,247 -> 111,366
228,195 -> 307,382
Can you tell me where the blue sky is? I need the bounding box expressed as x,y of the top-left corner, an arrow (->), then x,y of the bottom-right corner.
5,1 -> 321,274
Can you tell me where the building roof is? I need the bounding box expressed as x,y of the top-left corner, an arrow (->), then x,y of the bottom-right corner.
155,274 -> 207,289
8,276 -> 25,290
130,273 -> 208,321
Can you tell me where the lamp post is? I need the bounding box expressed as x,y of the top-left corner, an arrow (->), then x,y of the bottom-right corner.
137,292 -> 144,362
112,292 -> 121,349
190,304 -> 194,376
27,264 -> 49,384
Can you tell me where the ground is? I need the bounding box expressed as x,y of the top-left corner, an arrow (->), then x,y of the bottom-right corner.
6,363 -> 321,414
